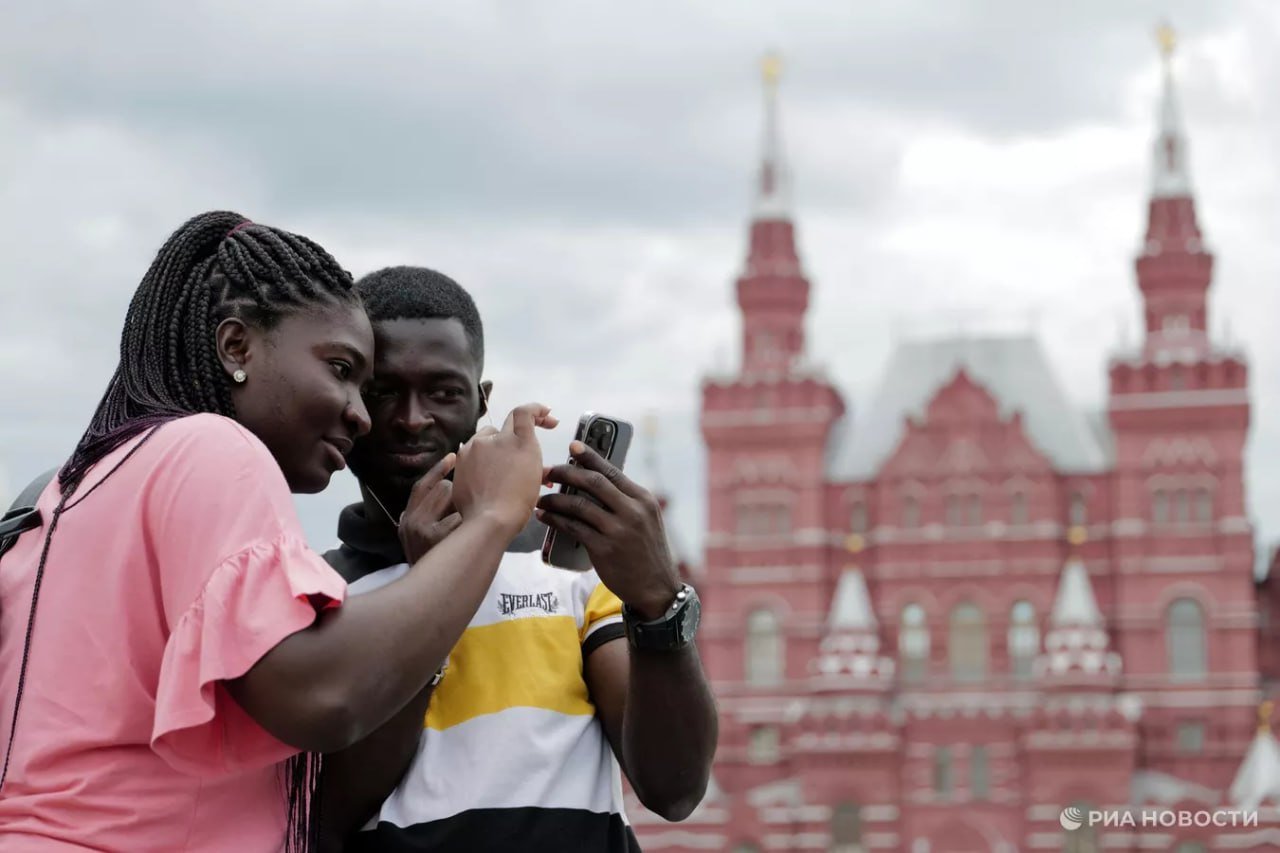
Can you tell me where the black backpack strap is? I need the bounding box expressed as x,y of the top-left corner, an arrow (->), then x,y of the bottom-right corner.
0,469 -> 58,559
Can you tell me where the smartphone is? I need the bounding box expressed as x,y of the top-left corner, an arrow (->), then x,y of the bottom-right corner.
542,412 -> 634,571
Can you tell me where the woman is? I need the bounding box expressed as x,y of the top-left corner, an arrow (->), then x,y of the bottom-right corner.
0,211 -> 551,852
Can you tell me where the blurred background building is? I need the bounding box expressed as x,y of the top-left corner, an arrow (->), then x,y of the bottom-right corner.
630,27 -> 1280,853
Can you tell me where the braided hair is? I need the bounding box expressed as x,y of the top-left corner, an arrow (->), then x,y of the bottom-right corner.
3,211 -> 358,853
60,210 -> 357,493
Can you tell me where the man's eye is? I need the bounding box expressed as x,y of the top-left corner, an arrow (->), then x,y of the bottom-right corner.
431,388 -> 465,401
363,385 -> 395,400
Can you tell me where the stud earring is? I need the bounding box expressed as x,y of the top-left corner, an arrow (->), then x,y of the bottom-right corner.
232,369 -> 247,384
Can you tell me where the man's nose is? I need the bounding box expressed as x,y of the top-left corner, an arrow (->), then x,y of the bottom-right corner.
399,396 -> 435,433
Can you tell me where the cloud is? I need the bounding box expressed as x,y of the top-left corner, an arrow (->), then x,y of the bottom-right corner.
1,0 -> 1278,571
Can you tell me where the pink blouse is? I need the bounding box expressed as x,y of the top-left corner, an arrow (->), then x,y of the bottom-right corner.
0,414 -> 347,851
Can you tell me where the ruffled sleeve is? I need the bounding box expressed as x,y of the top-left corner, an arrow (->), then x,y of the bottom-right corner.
137,415 -> 349,776
151,535 -> 345,775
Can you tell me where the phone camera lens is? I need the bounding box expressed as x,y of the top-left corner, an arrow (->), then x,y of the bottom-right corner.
586,420 -> 614,453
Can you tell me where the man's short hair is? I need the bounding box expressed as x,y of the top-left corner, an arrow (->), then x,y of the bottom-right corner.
354,266 -> 485,372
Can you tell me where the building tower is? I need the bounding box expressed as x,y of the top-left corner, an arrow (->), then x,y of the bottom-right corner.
698,53 -> 845,800
1107,23 -> 1256,791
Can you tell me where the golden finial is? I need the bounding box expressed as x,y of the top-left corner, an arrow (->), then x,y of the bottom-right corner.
845,533 -> 864,554
1259,700 -> 1274,733
1156,21 -> 1177,62
1068,526 -> 1087,547
762,52 -> 782,87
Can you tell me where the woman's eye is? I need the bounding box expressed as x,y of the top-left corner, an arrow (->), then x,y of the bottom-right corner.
330,360 -> 352,380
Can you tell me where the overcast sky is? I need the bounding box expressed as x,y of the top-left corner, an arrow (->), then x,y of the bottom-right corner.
1,1 -> 1277,571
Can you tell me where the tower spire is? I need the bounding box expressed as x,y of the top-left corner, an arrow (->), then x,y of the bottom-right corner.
755,53 -> 789,219
735,51 -> 809,375
1151,22 -> 1192,198
1130,20 -> 1214,353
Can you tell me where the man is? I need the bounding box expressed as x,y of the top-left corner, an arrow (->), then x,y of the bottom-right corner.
321,266 -> 718,852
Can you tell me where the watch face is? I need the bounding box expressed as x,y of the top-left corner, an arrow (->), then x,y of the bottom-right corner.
678,597 -> 702,643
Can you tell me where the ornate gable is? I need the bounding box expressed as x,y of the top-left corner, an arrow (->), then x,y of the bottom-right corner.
880,369 -> 1056,478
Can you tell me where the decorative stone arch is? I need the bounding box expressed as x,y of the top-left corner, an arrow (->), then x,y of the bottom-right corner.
882,586 -> 942,615
729,455 -> 797,487
844,484 -> 869,502
741,592 -> 795,622
1145,472 -> 1220,489
1004,473 -> 1037,492
939,584 -> 1000,614
1154,581 -> 1217,617
1141,436 -> 1218,469
898,478 -> 928,497
931,813 -> 1008,853
1065,478 -> 1097,497
943,476 -> 986,496
1000,583 -> 1052,616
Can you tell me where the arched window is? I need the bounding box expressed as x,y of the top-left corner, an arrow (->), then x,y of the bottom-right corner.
946,495 -> 963,526
1008,600 -> 1038,681
903,495 -> 920,529
850,501 -> 867,534
970,745 -> 989,800
899,604 -> 929,684
966,495 -> 983,526
1153,489 -> 1168,524
1010,491 -> 1028,526
746,609 -> 784,686
1069,492 -> 1086,527
737,502 -> 792,536
831,801 -> 863,852
933,746 -> 952,796
1194,489 -> 1213,524
1175,489 -> 1191,524
949,602 -> 987,682
1167,598 -> 1206,680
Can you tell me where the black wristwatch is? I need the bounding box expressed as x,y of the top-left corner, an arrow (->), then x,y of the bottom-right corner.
623,584 -> 701,652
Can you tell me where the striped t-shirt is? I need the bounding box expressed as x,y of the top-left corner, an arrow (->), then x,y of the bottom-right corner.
326,508 -> 640,852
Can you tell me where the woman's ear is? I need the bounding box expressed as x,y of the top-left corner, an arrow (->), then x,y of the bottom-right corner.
479,380 -> 494,418
215,317 -> 253,379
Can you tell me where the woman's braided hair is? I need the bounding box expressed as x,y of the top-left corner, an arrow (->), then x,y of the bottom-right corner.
60,210 -> 357,493
20,211 -> 357,852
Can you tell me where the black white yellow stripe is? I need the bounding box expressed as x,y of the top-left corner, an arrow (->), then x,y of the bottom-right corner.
344,549 -> 637,852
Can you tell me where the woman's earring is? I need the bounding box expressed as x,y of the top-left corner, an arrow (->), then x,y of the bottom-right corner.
232,369 -> 247,384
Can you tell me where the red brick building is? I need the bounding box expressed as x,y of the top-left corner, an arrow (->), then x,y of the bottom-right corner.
631,35 -> 1280,853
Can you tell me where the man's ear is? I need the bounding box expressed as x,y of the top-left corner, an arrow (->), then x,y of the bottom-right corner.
215,317 -> 253,380
479,380 -> 494,418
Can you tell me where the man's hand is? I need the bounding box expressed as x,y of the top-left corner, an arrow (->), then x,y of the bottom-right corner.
537,441 -> 681,620
398,453 -> 462,564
